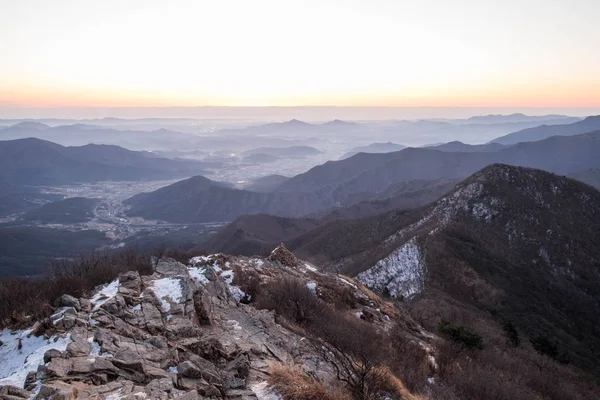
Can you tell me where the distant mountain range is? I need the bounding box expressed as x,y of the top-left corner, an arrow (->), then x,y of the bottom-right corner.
463,113 -> 579,124
490,115 -> 600,145
340,142 -> 406,159
0,138 -> 209,186
123,130 -> 600,223
277,130 -> 600,204
425,141 -> 507,152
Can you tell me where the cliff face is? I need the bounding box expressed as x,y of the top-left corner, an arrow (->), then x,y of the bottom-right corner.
0,250 -> 424,399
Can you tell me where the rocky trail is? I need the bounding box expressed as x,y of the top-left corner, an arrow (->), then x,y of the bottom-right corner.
0,246 -> 426,399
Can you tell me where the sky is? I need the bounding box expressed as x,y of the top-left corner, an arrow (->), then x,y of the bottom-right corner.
1,0 -> 599,110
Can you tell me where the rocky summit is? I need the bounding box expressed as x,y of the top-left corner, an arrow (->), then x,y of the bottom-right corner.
0,249 -> 428,400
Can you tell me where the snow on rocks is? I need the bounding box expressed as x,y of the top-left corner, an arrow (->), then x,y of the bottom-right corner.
304,263 -> 318,272
251,381 -> 282,400
149,278 -> 184,313
338,277 -> 358,289
357,237 -> 426,299
90,279 -> 120,310
0,329 -> 71,387
188,266 -> 210,285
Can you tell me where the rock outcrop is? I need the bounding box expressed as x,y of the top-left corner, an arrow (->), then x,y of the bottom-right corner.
1,252 -> 424,399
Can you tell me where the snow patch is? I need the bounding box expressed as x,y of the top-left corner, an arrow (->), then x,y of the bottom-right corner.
304,263 -> 317,272
357,237 -> 425,299
188,266 -> 210,285
338,277 -> 358,289
0,329 -> 71,387
306,282 -> 317,294
251,258 -> 265,267
90,279 -> 120,310
220,270 -> 234,285
189,255 -> 210,265
149,278 -> 183,312
251,381 -> 282,400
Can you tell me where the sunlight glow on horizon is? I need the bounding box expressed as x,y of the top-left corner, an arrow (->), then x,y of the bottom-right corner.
1,0 -> 599,108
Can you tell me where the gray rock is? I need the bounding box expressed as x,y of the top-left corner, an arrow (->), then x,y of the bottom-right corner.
69,358 -> 94,374
53,294 -> 81,311
141,301 -> 164,335
66,340 -> 91,358
40,358 -> 72,378
101,294 -> 128,317
225,389 -> 259,399
0,385 -> 32,399
111,351 -> 146,372
43,349 -> 63,363
155,259 -> 188,276
79,298 -> 92,313
172,390 -> 201,400
176,361 -> 203,379
36,381 -> 78,399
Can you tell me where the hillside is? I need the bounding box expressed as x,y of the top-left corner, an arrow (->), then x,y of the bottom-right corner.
200,214 -> 322,255
0,227 -> 110,277
490,115 -> 600,145
426,141 -> 507,152
569,168 -> 600,189
316,178 -> 459,221
0,138 -> 209,186
0,254 -> 434,400
244,174 -> 290,192
124,176 -> 324,223
286,164 -> 600,374
20,197 -> 100,224
0,246 -> 595,399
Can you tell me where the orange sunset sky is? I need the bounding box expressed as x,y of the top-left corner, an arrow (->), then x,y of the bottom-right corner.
1,0 -> 599,109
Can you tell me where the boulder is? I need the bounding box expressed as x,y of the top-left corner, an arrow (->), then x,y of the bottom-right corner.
176,361 -> 203,379
0,385 -> 32,399
111,351 -> 146,373
66,340 -> 91,358
41,358 -> 72,378
53,295 -> 81,312
43,348 -> 64,363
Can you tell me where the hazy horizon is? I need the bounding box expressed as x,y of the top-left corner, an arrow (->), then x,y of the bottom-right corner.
1,106 -> 600,121
2,0 -> 599,109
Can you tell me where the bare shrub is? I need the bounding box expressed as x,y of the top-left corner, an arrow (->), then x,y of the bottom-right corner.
268,365 -> 352,400
231,266 -> 262,303
0,248 -> 152,329
255,277 -> 327,327
312,313 -> 402,400
388,324 -> 431,394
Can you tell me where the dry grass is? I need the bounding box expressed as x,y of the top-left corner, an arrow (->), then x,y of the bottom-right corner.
381,367 -> 431,400
355,281 -> 401,320
268,365 -> 352,400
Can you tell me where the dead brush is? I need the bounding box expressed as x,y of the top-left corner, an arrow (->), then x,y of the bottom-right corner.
268,365 -> 352,400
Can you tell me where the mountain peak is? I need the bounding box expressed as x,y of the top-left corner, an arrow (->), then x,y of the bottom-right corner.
283,119 -> 310,126
10,121 -> 50,130
267,243 -> 301,267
